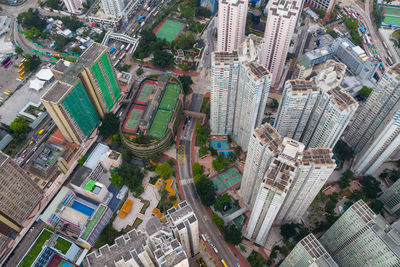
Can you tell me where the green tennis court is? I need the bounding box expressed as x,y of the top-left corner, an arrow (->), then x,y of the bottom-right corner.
125,109 -> 143,131
383,7 -> 400,25
155,19 -> 185,42
159,83 -> 181,111
210,167 -> 242,195
136,83 -> 154,103
148,109 -> 172,138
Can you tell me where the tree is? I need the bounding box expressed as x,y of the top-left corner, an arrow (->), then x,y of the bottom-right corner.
361,176 -> 382,199
153,50 -> 174,68
212,213 -> 224,228
195,175 -> 216,206
178,75 -> 193,95
10,116 -> 30,133
95,223 -> 121,248
175,31 -> 196,50
99,113 -> 120,138
280,223 -> 297,240
45,0 -> 61,9
155,163 -> 173,179
118,64 -> 131,72
349,190 -> 366,202
214,194 -> 231,212
193,174 -> 202,184
342,169 -> 354,179
181,6 -> 195,20
136,67 -> 144,76
271,99 -> 279,109
54,34 -> 70,52
212,160 -> 224,172
71,46 -> 82,54
192,162 -> 203,176
334,140 -> 354,162
53,16 -> 84,31
199,146 -> 208,157
17,9 -> 46,31
15,46 -> 23,55
338,175 -> 350,189
369,199 -> 384,214
359,86 -> 373,98
195,6 -> 211,18
247,251 -> 268,267
325,200 -> 337,214
116,163 -> 144,196
112,133 -> 121,145
24,54 -> 41,72
327,28 -> 338,38
109,172 -> 123,188
223,224 -> 243,245
78,155 -> 88,166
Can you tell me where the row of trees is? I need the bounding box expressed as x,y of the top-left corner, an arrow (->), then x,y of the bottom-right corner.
344,18 -> 363,46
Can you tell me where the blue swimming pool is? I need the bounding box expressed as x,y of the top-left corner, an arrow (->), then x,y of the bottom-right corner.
71,201 -> 94,216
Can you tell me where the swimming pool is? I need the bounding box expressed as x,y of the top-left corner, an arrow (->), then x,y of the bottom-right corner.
210,140 -> 229,150
71,201 -> 94,217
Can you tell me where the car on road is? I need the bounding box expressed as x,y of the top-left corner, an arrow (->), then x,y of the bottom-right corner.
206,50 -> 209,55
22,153 -> 27,159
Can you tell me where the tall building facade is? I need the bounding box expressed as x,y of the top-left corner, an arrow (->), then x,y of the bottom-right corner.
217,0 -> 248,52
275,79 -> 358,149
210,47 -> 271,150
305,0 -> 335,12
245,138 -> 304,245
0,152 -> 42,255
210,51 -> 240,135
261,0 -> 300,87
344,64 -> 400,174
42,43 -> 121,144
379,178 -> 400,217
166,201 -> 199,258
242,124 -> 335,245
102,0 -> 125,18
63,0 -> 85,14
233,62 -> 271,149
281,234 -> 338,267
320,200 -> 400,267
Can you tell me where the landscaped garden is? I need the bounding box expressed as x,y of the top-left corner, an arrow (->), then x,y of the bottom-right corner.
19,229 -> 53,267
53,237 -> 72,254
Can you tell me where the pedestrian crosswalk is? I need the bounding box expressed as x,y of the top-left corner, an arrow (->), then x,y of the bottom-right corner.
177,144 -> 185,164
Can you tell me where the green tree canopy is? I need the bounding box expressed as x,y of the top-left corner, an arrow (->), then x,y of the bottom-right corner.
369,199 -> 384,214
178,75 -> 193,95
15,46 -> 23,55
212,213 -> 224,228
17,9 -> 46,31
155,163 -> 173,179
334,140 -> 354,162
10,116 -> 30,133
192,162 -> 203,176
24,54 -> 41,72
116,163 -> 144,195
280,223 -> 297,240
153,50 -> 174,68
45,0 -> 61,9
212,160 -> 224,172
223,224 -> 242,245
77,155 -> 88,166
174,31 -> 196,50
195,175 -> 216,206
195,6 -> 211,17
361,176 -> 382,199
53,16 -> 84,31
136,67 -> 144,75
214,194 -> 231,212
71,46 -> 82,54
359,86 -> 373,98
99,113 -> 120,138
109,172 -> 123,188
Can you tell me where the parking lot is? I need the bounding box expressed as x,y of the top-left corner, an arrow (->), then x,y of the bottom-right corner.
0,56 -> 23,99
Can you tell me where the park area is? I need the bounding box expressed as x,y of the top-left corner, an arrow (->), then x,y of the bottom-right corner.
210,167 -> 243,195
153,17 -> 186,42
382,6 -> 400,26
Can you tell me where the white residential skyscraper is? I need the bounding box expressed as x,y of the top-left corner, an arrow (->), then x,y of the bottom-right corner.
261,0 -> 300,87
233,62 -> 271,150
275,79 -> 358,149
210,51 -> 240,135
217,0 -> 248,52
243,124 -> 335,245
345,64 -> 400,174
102,0 -> 125,18
320,200 -> 400,267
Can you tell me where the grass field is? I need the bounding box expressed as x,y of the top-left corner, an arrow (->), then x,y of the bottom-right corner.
154,19 -> 185,42
159,83 -> 181,111
124,109 -> 144,132
54,237 -> 72,254
383,7 -> 400,25
148,109 -> 172,138
136,83 -> 154,104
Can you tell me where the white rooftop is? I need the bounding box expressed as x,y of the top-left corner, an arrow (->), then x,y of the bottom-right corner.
29,78 -> 46,91
83,143 -> 110,170
36,68 -> 54,81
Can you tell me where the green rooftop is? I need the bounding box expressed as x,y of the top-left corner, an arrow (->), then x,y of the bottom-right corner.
84,180 -> 96,191
81,205 -> 107,240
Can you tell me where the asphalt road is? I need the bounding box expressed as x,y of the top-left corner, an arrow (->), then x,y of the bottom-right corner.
189,93 -> 203,112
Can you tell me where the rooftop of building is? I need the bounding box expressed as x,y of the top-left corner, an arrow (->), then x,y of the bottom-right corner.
301,148 -> 335,167
0,151 -> 9,167
304,47 -> 332,61
298,234 -> 338,267
391,63 -> 400,77
327,87 -> 358,109
52,60 -> 71,73
70,165 -> 93,187
152,231 -> 188,267
85,229 -> 149,267
41,81 -> 72,103
41,186 -> 71,223
83,143 -> 110,170
167,201 -> 195,225
247,62 -> 270,79
60,206 -> 89,226
288,79 -> 318,92
254,124 -> 282,153
30,143 -> 65,172
265,159 -> 294,192
270,0 -> 300,17
213,51 -> 239,62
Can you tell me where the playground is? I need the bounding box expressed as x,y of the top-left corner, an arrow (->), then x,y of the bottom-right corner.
135,80 -> 155,105
122,105 -> 146,134
148,109 -> 172,139
382,6 -> 400,26
210,167 -> 242,195
159,83 -> 181,111
153,17 -> 186,42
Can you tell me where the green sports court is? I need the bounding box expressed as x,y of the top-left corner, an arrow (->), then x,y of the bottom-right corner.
159,83 -> 181,111
136,83 -> 154,104
382,6 -> 400,26
153,18 -> 186,42
123,108 -> 144,133
210,167 -> 242,195
148,109 -> 172,138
